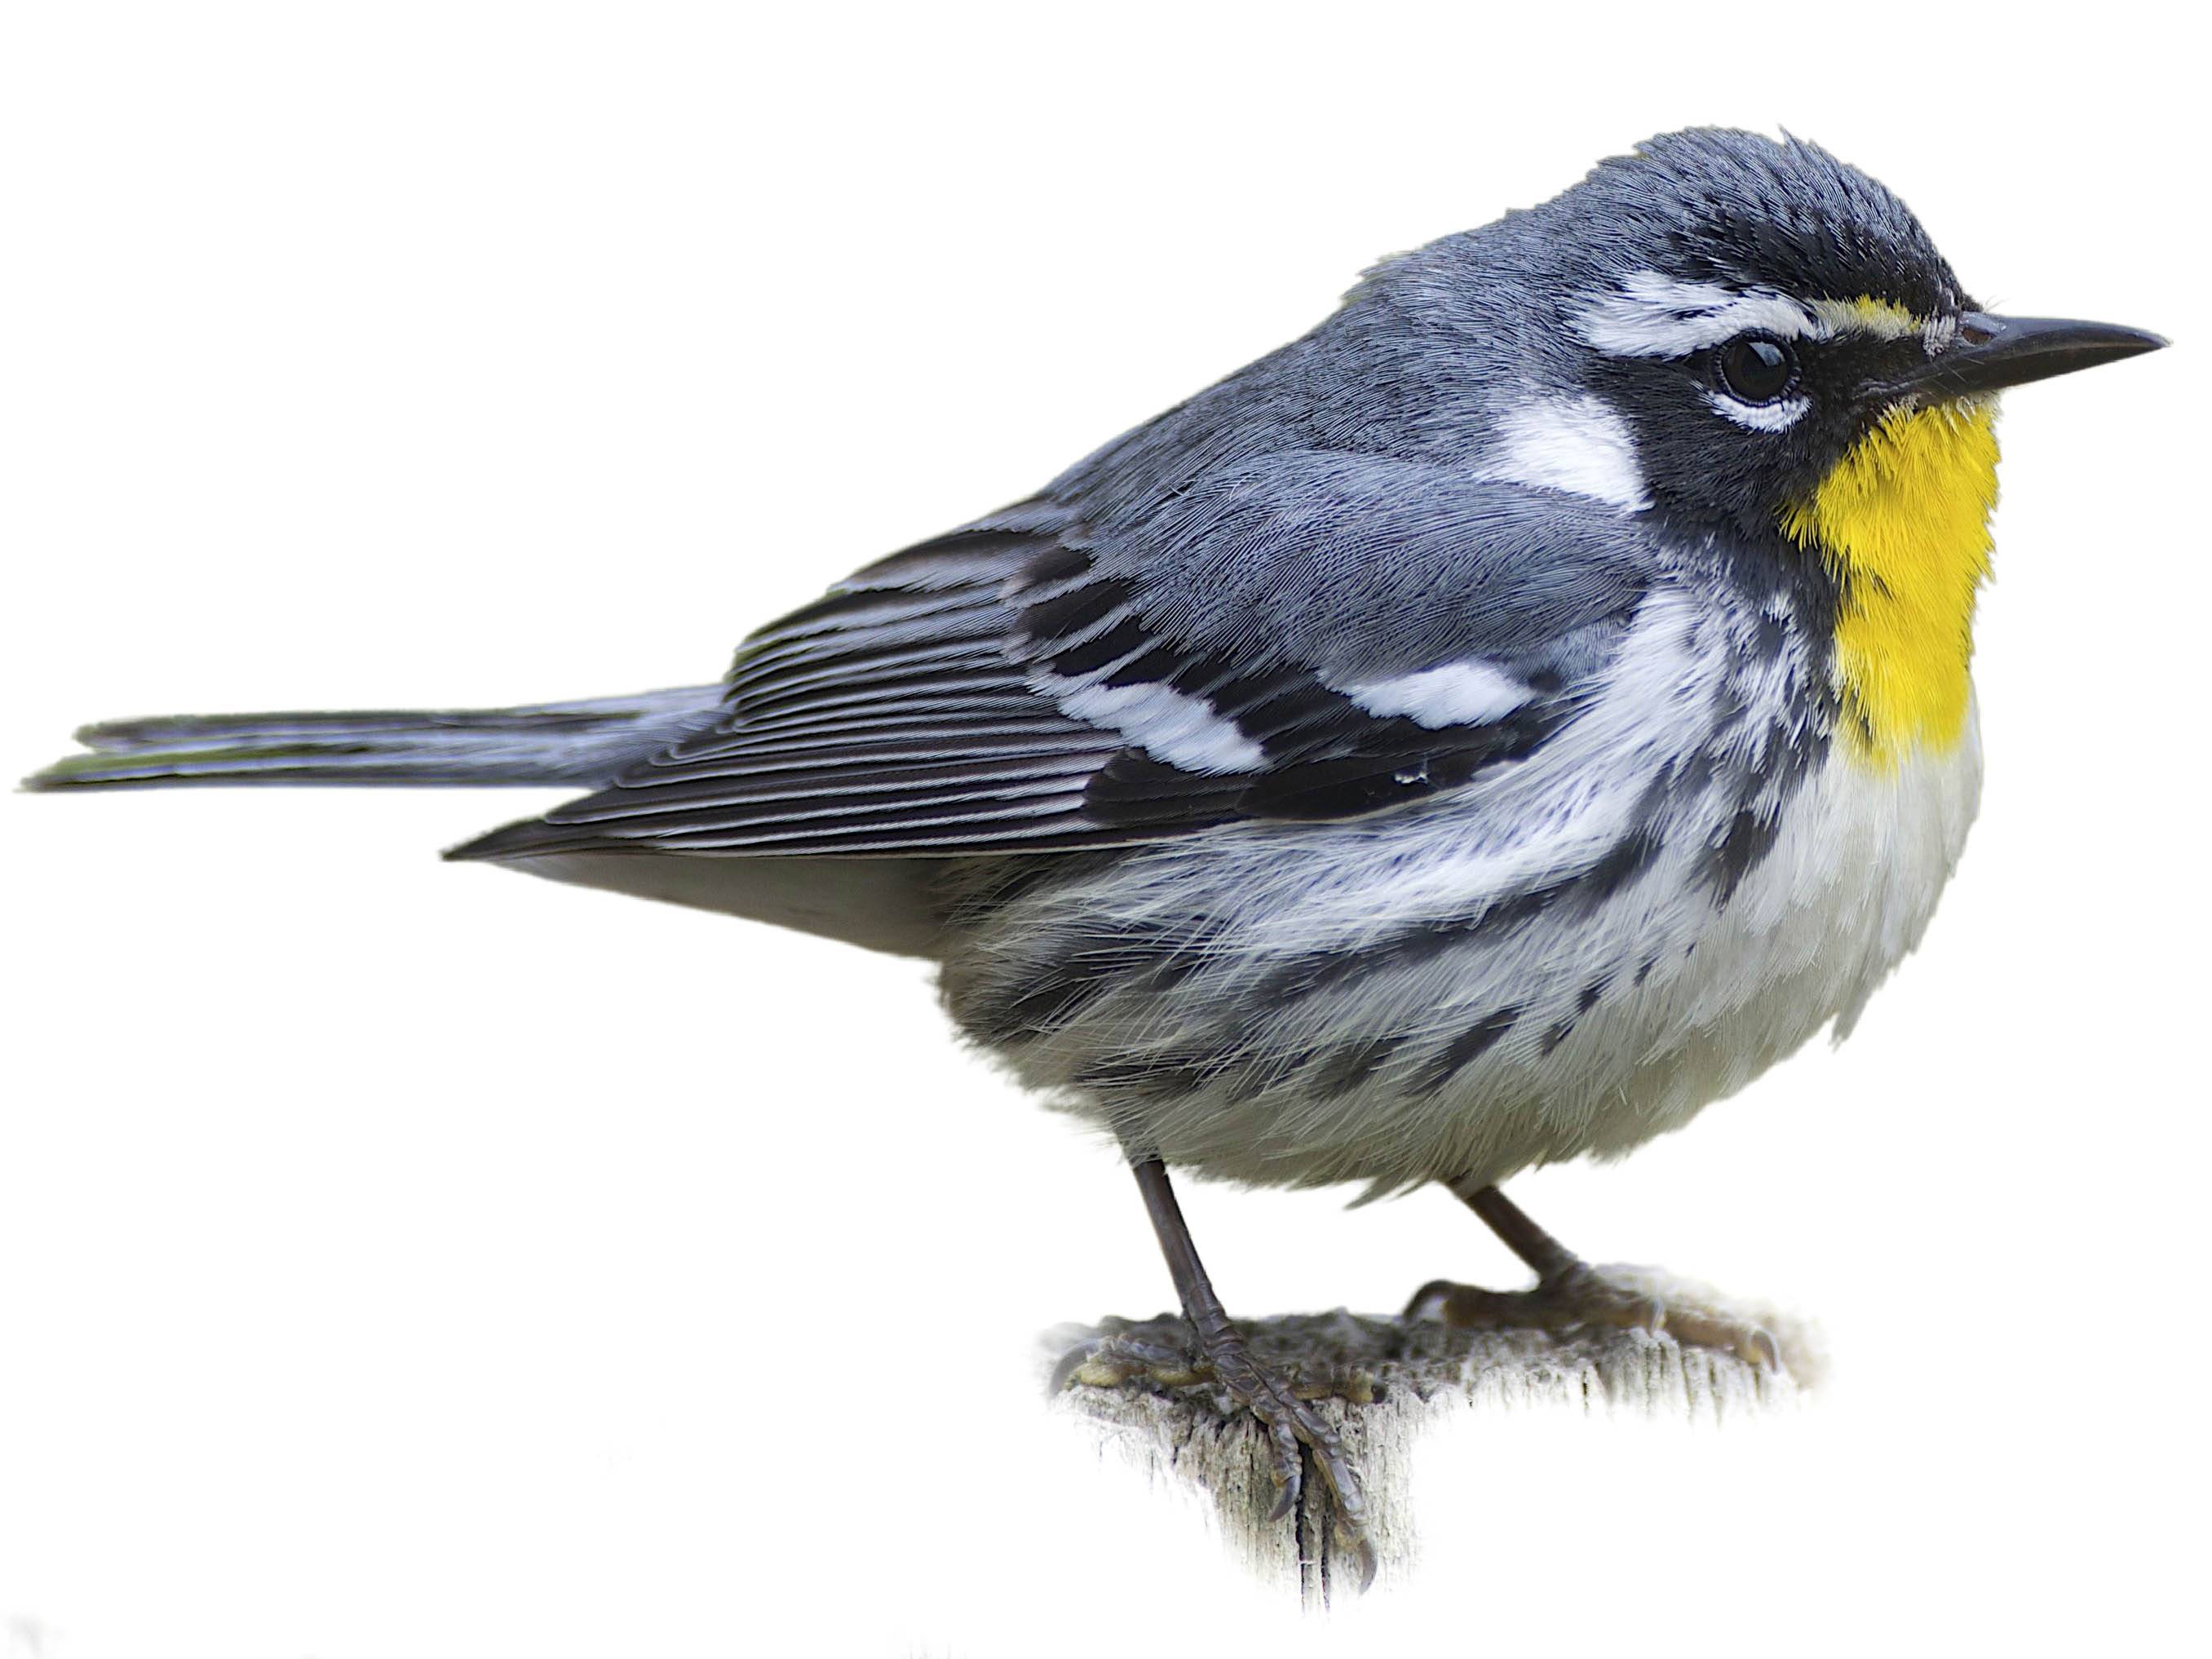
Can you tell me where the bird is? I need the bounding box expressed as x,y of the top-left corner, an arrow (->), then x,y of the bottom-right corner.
27,127 -> 2165,1569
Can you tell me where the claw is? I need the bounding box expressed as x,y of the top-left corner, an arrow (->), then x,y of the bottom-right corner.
1400,1277 -> 1455,1322
1347,1533 -> 1379,1594
1263,1422 -> 1300,1510
1046,1341 -> 1097,1398
1655,1298 -> 1785,1371
1749,1325 -> 1781,1372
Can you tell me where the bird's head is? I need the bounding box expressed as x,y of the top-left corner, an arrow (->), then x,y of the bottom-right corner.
1516,129 -> 2161,533
1386,128 -> 2165,760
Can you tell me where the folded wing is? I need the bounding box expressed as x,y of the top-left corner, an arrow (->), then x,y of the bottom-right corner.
451,455 -> 1652,861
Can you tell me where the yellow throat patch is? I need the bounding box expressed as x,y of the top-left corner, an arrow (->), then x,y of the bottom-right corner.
1781,400 -> 1999,767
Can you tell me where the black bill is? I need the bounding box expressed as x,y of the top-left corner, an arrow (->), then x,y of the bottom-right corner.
1880,312 -> 2166,401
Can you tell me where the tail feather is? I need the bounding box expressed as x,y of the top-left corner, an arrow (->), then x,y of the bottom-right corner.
24,685 -> 727,791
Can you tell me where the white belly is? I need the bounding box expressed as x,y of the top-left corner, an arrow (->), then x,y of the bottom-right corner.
1557,717 -> 1985,1165
940,710 -> 1984,1197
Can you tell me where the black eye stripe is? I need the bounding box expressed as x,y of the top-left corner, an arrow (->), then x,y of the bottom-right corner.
1714,333 -> 1799,405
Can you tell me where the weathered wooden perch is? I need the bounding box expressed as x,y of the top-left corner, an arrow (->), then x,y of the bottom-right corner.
1046,1274 -> 1816,1610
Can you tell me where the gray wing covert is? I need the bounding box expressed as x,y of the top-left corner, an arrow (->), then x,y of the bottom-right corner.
453,456 -> 1652,860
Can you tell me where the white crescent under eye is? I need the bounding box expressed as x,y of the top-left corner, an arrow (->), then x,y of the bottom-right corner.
1706,388 -> 1812,431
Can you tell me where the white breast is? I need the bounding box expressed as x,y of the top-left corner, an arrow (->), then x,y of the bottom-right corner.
939,595 -> 1987,1197
1133,724 -> 1981,1196
1565,715 -> 1984,1163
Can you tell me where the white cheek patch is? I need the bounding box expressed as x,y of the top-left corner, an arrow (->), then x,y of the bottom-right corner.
1578,271 -> 1823,358
1704,389 -> 1812,432
1336,661 -> 1533,728
1042,677 -> 1266,774
1480,393 -> 1651,511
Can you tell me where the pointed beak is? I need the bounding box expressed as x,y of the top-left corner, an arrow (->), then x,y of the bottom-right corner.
1878,312 -> 2167,402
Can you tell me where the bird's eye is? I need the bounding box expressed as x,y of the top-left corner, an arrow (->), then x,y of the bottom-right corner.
1714,334 -> 1798,405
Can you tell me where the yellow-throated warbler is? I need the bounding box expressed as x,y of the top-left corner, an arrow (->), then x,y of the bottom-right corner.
30,128 -> 2166,1567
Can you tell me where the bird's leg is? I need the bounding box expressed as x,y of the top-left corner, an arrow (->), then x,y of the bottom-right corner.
1404,1179 -> 1780,1369
1054,1157 -> 1374,1582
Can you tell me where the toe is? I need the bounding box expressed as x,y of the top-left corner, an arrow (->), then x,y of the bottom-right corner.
1049,1331 -> 1205,1395
1649,1303 -> 1781,1370
1301,1406 -> 1367,1530
1400,1277 -> 1456,1321
1260,1411 -> 1305,1520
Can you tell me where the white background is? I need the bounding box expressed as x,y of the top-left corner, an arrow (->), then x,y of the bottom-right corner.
2,4 -> 2202,1655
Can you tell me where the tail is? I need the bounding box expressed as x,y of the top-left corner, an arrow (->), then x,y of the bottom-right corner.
24,685 -> 727,792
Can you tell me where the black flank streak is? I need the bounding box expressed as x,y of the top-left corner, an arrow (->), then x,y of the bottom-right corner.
1577,825 -> 1662,903
1708,678 -> 1750,732
1077,1051 -> 1216,1103
1413,1006 -> 1523,1097
1227,1049 -> 1308,1105
1476,871 -> 1580,936
985,922 -> 1214,1039
1260,819 -> 1661,1006
1306,1035 -> 1404,1100
1753,608 -> 1788,657
1669,745 -> 1716,794
1705,804 -> 1781,905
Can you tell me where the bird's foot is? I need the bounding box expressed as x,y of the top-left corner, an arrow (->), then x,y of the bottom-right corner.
1403,1261 -> 1781,1370
1051,1318 -> 1377,1590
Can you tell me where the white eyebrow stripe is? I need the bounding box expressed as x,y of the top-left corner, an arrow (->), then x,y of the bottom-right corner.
1578,271 -> 1825,357
1476,392 -> 1651,511
1704,388 -> 1811,432
1334,661 -> 1533,728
